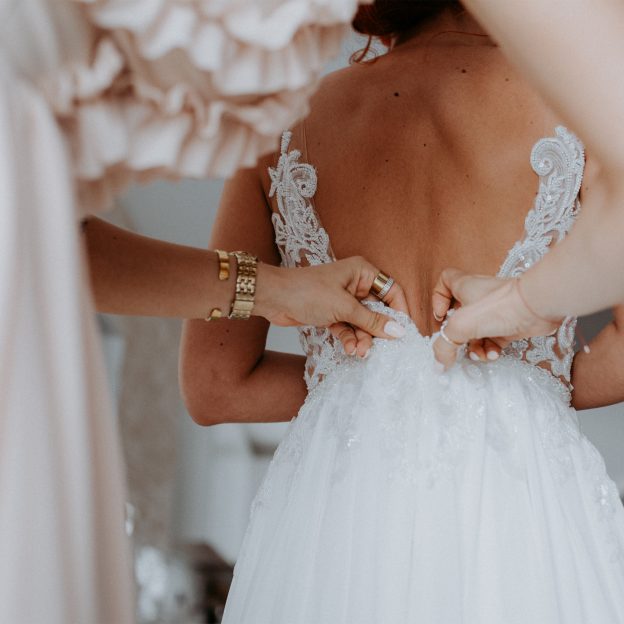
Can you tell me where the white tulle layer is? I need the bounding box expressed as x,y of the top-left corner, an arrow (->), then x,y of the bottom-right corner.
223,313 -> 624,624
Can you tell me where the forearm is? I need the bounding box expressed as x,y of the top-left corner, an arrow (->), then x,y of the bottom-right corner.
463,0 -> 624,171
83,217 -> 236,318
181,347 -> 307,425
572,328 -> 624,411
520,183 -> 624,319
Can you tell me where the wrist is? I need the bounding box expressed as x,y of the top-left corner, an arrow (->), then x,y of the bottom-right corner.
516,273 -> 565,324
253,262 -> 284,321
204,250 -> 236,321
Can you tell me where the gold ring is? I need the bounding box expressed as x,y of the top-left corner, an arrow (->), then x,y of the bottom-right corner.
370,271 -> 394,301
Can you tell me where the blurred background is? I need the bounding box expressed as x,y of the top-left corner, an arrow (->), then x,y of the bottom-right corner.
98,36 -> 624,624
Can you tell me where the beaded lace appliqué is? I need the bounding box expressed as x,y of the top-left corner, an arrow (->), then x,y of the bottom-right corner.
498,126 -> 585,383
269,131 -> 345,390
269,127 -> 585,390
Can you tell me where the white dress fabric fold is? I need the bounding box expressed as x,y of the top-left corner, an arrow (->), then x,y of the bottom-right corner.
0,0 -> 361,621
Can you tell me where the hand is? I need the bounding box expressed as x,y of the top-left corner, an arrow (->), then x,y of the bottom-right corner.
255,257 -> 409,357
431,268 -> 561,370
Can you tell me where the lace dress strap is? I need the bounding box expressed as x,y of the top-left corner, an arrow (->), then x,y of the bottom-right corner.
498,126 -> 586,384
269,130 -> 344,390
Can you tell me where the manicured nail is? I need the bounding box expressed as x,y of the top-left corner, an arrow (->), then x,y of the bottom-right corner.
433,311 -> 444,322
469,352 -> 480,362
348,345 -> 357,356
487,351 -> 499,361
384,321 -> 406,338
362,349 -> 371,360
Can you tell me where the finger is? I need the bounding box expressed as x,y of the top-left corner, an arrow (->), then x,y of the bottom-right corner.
432,334 -> 460,370
433,307 -> 473,370
467,339 -> 487,362
346,301 -> 406,339
432,268 -> 465,322
329,322 -> 358,355
349,258 -> 406,316
353,328 -> 373,358
383,280 -> 409,314
491,337 -> 511,350
482,338 -> 501,362
348,256 -> 381,299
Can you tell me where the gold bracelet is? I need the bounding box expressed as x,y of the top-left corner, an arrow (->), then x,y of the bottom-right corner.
205,308 -> 223,321
205,249 -> 231,321
215,249 -> 230,281
228,251 -> 258,320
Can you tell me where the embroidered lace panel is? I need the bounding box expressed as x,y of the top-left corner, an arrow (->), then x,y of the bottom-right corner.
268,131 -> 347,390
269,126 -> 585,391
497,126 -> 585,384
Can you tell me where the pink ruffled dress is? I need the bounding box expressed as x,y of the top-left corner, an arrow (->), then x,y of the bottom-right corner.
0,1 -> 364,621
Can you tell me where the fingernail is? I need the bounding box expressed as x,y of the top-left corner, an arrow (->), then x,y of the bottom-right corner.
487,351 -> 499,361
434,361 -> 445,374
469,352 -> 480,362
363,349 -> 371,359
433,312 -> 444,322
348,345 -> 357,356
384,321 -> 406,338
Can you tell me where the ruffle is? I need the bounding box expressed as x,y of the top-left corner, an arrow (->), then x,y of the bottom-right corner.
46,0 -> 370,213
80,0 -> 366,95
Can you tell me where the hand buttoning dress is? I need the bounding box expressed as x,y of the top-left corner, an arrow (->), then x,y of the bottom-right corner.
222,127 -> 624,623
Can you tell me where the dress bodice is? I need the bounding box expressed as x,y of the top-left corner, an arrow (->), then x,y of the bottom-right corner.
268,127 -> 585,393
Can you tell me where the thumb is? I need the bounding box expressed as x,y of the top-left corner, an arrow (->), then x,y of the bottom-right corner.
346,302 -> 406,339
432,267 -> 465,321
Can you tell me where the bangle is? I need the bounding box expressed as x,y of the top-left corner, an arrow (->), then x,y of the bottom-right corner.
205,308 -> 223,321
228,251 -> 258,320
215,249 -> 230,281
205,249 -> 231,322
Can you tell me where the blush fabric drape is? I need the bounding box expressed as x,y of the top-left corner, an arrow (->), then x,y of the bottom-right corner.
0,0 -> 365,621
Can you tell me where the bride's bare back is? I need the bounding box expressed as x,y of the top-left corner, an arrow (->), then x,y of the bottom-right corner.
261,18 -> 561,336
181,12 -> 593,425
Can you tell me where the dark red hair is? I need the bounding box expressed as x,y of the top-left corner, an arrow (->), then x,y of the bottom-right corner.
353,0 -> 462,39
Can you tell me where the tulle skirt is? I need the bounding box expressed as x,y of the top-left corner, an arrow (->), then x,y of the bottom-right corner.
222,322 -> 624,624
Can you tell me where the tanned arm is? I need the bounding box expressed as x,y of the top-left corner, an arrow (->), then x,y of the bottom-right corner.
571,306 -> 624,410
179,162 -> 307,426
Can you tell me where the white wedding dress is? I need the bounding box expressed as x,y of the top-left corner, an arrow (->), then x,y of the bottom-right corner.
222,127 -> 624,623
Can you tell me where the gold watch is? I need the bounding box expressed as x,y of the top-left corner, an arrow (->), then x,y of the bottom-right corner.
228,251 -> 258,320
